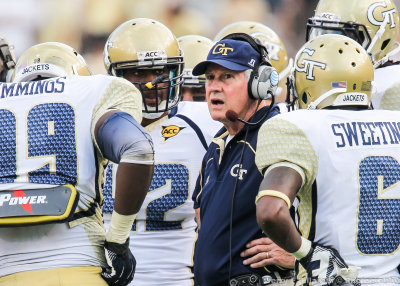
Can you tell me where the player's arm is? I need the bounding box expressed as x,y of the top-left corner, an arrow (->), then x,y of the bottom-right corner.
257,166 -> 360,284
256,166 -> 302,253
95,110 -> 154,286
96,110 -> 154,221
241,165 -> 299,269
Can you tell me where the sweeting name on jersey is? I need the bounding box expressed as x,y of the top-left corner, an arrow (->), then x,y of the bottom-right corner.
332,121 -> 400,149
0,77 -> 66,99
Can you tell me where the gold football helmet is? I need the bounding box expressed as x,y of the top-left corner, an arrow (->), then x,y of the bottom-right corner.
214,21 -> 291,82
307,0 -> 399,66
104,18 -> 184,114
12,42 -> 91,82
177,35 -> 213,87
291,34 -> 374,109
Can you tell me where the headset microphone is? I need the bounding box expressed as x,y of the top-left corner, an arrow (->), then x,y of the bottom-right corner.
226,110 -> 263,126
225,95 -> 275,126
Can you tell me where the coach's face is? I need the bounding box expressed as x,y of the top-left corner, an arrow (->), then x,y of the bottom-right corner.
205,63 -> 253,125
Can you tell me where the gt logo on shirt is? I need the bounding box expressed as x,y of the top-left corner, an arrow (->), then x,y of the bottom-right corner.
161,125 -> 185,141
230,164 -> 248,180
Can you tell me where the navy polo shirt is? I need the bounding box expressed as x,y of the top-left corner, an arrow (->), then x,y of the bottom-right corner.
192,105 -> 287,286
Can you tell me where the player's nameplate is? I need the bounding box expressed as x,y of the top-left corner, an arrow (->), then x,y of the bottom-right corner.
0,185 -> 79,226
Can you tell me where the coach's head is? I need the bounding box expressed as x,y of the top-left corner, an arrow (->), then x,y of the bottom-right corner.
192,34 -> 278,134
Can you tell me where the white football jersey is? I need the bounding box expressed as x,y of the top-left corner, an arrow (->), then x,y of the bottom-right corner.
372,65 -> 400,110
103,101 -> 222,286
0,75 -> 142,277
256,109 -> 400,285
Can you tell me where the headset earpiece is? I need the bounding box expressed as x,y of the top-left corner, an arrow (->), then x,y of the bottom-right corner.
221,33 -> 278,100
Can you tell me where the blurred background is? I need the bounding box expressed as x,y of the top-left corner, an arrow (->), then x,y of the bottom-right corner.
1,0 -> 399,74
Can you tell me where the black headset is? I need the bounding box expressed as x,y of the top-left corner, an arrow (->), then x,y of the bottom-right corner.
221,32 -> 278,100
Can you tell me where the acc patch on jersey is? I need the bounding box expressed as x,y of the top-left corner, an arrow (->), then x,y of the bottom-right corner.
161,125 -> 185,141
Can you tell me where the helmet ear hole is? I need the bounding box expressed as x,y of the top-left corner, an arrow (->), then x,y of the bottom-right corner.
302,92 -> 308,104
381,39 -> 390,51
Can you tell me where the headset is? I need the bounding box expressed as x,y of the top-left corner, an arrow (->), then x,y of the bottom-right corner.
221,32 -> 278,101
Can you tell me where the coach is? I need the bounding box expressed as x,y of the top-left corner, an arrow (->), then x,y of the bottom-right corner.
192,34 -> 294,286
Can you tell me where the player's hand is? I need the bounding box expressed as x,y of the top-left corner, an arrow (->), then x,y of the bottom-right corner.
241,237 -> 295,269
296,243 -> 360,286
101,238 -> 136,286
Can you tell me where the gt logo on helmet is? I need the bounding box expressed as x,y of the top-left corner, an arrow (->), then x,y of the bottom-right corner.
295,48 -> 326,81
368,1 -> 397,28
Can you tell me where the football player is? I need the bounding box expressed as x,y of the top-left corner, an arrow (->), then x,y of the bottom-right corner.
214,21 -> 293,105
255,34 -> 400,285
307,0 -> 400,110
0,42 -> 154,286
102,18 -> 222,286
0,35 -> 16,82
178,35 -> 214,102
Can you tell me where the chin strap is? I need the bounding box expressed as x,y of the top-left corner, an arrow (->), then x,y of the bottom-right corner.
367,16 -> 389,62
307,88 -> 347,110
374,42 -> 400,68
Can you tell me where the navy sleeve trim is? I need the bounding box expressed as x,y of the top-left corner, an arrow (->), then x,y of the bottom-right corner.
175,114 -> 208,151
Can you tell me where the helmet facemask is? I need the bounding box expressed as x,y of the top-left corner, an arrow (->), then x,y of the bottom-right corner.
112,58 -> 183,116
306,18 -> 371,51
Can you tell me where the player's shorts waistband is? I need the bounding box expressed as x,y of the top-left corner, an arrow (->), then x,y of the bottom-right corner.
0,266 -> 107,286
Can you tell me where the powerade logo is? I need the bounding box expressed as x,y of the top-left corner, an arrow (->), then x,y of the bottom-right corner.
0,190 -> 47,214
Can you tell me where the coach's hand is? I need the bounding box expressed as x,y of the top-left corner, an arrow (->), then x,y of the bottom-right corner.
101,238 -> 136,286
296,243 -> 360,286
241,237 -> 295,269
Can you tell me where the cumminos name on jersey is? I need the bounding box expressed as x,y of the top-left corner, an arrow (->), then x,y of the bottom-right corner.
1,77 -> 65,98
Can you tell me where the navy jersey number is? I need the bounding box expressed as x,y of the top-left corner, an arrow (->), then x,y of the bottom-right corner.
102,163 -> 115,215
28,103 -> 78,184
0,103 -> 78,184
145,163 -> 189,231
102,163 -> 190,231
357,155 -> 400,254
0,109 -> 17,183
